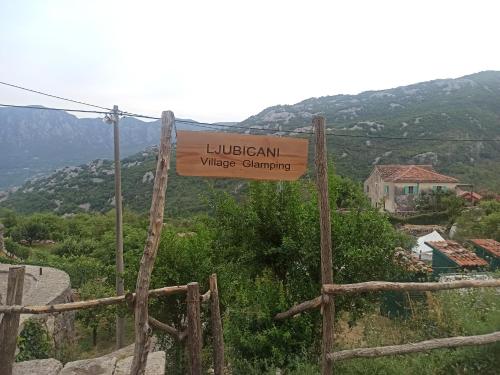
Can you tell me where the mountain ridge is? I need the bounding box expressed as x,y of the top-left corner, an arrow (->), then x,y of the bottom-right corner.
1,71 -> 500,213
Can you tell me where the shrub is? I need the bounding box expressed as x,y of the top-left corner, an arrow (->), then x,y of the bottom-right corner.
16,319 -> 52,362
4,237 -> 31,259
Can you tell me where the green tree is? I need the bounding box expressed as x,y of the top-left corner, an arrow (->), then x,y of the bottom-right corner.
77,279 -> 116,346
456,200 -> 500,241
208,172 -> 410,370
11,220 -> 49,245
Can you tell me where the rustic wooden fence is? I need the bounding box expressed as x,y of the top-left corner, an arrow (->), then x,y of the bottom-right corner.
275,279 -> 500,374
0,266 -> 224,375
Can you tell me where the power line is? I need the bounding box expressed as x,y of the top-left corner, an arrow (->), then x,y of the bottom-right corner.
0,81 -> 112,111
1,100 -> 498,143
0,103 -> 111,114
174,118 -> 499,143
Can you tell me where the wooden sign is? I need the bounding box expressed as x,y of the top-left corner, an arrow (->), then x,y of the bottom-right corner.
176,131 -> 308,181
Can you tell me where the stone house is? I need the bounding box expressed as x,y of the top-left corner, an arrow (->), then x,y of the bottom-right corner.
363,165 -> 458,213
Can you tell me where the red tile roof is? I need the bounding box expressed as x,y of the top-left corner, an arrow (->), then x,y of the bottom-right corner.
375,165 -> 458,183
426,240 -> 488,267
470,239 -> 500,258
456,189 -> 482,200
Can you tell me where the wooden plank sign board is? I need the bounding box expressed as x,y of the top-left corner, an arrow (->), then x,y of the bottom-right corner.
176,131 -> 308,181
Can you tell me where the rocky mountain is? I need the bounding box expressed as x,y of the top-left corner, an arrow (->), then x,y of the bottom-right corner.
0,108 -> 204,189
2,71 -> 500,215
240,71 -> 500,189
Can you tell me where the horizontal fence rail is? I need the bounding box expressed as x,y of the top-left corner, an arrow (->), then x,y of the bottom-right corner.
328,331 -> 500,361
0,285 -> 188,315
275,279 -> 500,321
322,279 -> 500,295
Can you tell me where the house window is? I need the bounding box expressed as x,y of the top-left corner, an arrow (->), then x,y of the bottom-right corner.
403,186 -> 417,195
433,185 -> 446,192
384,185 -> 389,195
366,185 -> 369,193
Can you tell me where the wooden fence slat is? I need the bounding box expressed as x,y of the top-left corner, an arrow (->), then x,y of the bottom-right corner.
187,282 -> 202,375
323,279 -> 500,295
0,285 -> 188,315
328,331 -> 500,361
0,266 -> 25,375
209,274 -> 225,375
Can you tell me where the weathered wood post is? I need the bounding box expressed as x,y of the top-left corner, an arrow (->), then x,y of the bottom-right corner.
0,266 -> 25,375
313,116 -> 335,375
187,282 -> 202,375
209,274 -> 224,375
111,104 -> 126,349
130,111 -> 174,375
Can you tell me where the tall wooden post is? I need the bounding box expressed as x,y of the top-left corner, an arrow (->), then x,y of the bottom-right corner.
0,266 -> 25,375
130,111 -> 174,375
313,116 -> 335,375
209,274 -> 225,375
187,282 -> 202,375
112,104 -> 125,349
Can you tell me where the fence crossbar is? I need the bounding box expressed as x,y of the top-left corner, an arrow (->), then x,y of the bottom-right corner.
328,331 -> 500,361
322,279 -> 500,295
274,279 -> 500,320
0,285 -> 188,315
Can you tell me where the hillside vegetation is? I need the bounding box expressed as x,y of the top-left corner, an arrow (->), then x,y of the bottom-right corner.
0,147 -> 243,216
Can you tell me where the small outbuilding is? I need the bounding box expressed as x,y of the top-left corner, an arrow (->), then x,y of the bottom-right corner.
469,239 -> 500,270
411,230 -> 445,262
426,240 -> 488,278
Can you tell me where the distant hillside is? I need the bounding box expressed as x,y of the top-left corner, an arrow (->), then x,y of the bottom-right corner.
0,147 -> 243,216
0,108 -> 204,189
239,71 -> 500,190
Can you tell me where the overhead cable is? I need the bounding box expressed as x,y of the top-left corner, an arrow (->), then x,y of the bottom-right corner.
0,81 -> 112,111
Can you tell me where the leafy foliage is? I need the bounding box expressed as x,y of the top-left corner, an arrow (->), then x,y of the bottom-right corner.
4,237 -> 31,259
77,279 -> 116,346
456,200 -> 500,241
415,190 -> 466,221
207,174 -> 410,369
16,319 -> 52,362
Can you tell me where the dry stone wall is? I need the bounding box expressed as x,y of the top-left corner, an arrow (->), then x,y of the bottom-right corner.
0,264 -> 75,352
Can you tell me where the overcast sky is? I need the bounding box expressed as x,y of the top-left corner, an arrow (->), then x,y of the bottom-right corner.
1,0 -> 499,122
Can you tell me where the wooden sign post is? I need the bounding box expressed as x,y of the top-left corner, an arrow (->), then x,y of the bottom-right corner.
313,116 -> 335,375
176,131 -> 308,181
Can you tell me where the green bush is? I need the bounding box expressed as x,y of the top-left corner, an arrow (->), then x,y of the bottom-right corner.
54,237 -> 99,257
4,237 -> 31,259
16,319 -> 52,362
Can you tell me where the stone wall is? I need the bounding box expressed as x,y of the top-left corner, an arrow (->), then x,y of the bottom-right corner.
0,264 -> 75,352
13,350 -> 166,375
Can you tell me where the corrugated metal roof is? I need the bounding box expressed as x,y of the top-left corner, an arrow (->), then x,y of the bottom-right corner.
375,165 -> 458,183
470,239 -> 500,258
426,240 -> 488,267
